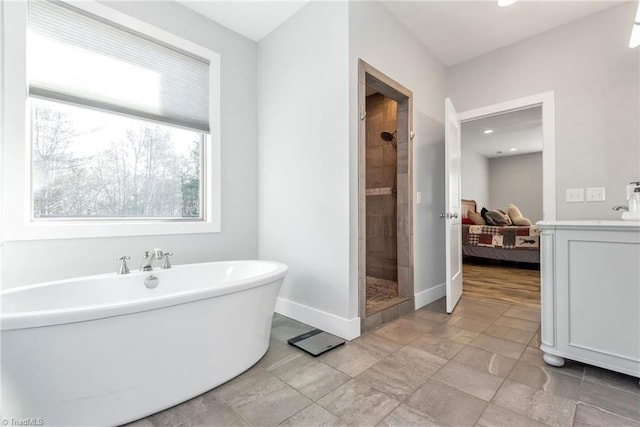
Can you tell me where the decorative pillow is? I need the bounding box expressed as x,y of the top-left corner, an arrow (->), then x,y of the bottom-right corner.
468,211 -> 485,225
507,203 -> 524,221
497,209 -> 513,225
507,203 -> 532,226
480,207 -> 489,223
485,210 -> 510,226
462,217 -> 474,225
513,217 -> 532,226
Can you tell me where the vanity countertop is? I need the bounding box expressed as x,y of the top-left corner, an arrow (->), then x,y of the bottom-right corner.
537,220 -> 640,231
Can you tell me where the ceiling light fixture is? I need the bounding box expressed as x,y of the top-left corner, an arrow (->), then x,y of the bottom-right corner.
497,0 -> 517,8
509,148 -> 518,152
630,2 -> 640,48
483,129 -> 494,134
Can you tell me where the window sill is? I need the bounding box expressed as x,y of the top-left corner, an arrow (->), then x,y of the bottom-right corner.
3,219 -> 220,241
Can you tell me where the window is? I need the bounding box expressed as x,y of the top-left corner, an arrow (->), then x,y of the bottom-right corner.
2,0 -> 221,240
31,98 -> 203,220
28,0 -> 209,221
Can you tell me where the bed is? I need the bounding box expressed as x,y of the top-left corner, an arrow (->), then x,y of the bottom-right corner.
461,199 -> 540,264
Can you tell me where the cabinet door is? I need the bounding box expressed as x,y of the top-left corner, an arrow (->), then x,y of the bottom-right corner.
555,228 -> 640,376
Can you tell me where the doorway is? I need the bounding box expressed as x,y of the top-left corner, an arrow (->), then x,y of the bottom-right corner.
358,60 -> 414,332
460,106 -> 543,307
444,92 -> 556,311
458,92 -> 556,221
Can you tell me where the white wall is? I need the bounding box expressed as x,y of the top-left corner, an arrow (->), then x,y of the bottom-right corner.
257,1 -> 448,339
1,1 -> 259,288
0,0 -> 4,288
461,150 -> 489,209
489,152 -> 543,223
257,3 -> 354,336
349,0 -> 448,310
448,3 -> 640,220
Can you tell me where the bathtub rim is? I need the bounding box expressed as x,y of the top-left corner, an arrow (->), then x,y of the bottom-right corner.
1,260 -> 288,331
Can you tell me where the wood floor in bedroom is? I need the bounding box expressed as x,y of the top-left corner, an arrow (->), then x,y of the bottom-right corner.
463,262 -> 541,308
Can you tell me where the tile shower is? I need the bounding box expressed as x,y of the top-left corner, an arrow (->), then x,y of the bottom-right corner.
365,93 -> 401,316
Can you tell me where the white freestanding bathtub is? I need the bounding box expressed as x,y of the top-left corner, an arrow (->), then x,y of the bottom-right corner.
1,260 -> 287,426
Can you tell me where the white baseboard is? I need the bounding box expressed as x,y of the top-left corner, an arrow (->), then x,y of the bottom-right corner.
414,283 -> 445,309
275,297 -> 361,340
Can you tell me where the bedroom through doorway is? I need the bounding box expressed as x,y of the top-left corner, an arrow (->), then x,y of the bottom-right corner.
459,105 -> 544,309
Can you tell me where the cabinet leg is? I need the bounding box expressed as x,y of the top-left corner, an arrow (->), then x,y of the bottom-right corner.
543,352 -> 565,367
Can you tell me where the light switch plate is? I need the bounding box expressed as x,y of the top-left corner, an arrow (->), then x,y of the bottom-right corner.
586,187 -> 606,202
566,188 -> 584,203
416,192 -> 422,204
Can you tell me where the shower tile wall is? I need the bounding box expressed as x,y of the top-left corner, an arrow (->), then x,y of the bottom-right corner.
365,93 -> 397,281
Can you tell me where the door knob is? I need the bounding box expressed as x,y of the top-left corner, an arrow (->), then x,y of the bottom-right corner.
440,212 -> 459,219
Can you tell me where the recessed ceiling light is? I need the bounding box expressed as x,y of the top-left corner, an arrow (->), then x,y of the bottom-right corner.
483,129 -> 494,134
497,0 -> 517,7
509,148 -> 518,152
496,151 -> 503,154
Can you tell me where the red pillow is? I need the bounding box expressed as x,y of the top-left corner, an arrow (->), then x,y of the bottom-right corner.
462,217 -> 474,225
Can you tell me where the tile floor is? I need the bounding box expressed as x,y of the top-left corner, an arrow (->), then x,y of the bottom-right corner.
127,297 -> 640,427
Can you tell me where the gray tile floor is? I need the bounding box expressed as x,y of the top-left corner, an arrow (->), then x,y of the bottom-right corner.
128,297 -> 640,426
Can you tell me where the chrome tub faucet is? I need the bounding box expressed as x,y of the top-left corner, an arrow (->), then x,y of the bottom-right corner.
140,248 -> 164,271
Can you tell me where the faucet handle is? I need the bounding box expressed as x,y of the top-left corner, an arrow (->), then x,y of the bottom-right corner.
118,256 -> 131,275
161,252 -> 173,269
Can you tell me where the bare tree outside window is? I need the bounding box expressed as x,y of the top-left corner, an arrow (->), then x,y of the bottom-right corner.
32,98 -> 202,220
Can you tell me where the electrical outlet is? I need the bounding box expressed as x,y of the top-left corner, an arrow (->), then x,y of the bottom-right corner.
566,188 -> 584,203
586,187 -> 606,202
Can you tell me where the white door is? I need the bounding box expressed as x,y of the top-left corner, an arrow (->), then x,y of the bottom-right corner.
444,98 -> 463,313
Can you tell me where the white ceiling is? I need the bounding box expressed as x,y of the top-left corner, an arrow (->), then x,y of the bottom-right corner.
380,0 -> 622,66
180,1 -> 309,41
461,106 -> 542,158
178,0 -> 623,65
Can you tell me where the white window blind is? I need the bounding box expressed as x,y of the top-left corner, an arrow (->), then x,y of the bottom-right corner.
27,0 -> 210,133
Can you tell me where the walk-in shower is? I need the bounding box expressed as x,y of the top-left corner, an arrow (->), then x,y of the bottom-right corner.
365,95 -> 400,317
360,60 -> 414,332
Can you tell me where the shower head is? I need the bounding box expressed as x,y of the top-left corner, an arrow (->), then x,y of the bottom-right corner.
380,131 -> 396,142
380,131 -> 397,148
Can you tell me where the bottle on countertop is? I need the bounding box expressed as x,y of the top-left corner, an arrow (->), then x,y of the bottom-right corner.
629,187 -> 640,214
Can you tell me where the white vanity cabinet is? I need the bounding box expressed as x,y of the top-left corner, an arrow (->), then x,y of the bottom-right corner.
537,221 -> 640,382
